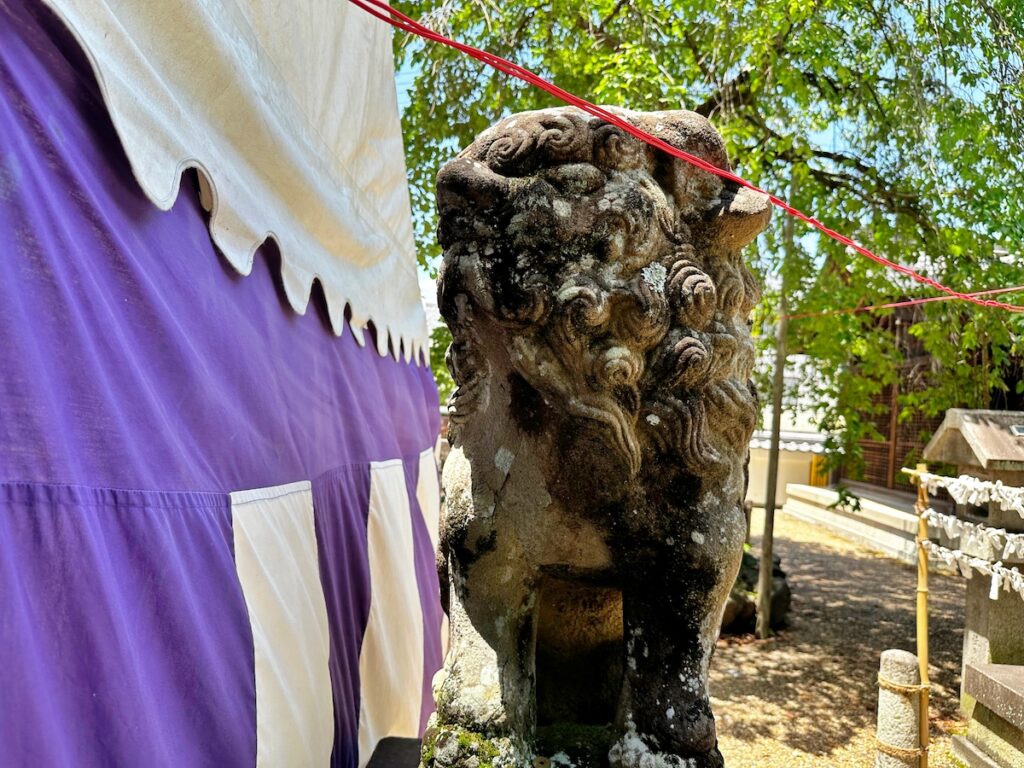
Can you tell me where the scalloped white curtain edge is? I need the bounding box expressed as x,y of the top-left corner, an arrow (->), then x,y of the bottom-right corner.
43,0 -> 428,362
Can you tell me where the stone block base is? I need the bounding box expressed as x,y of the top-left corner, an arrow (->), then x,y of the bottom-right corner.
954,735 -> 1004,768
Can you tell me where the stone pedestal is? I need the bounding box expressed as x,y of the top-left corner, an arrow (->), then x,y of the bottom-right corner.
955,665 -> 1024,768
962,579 -> 1024,718
956,544 -> 1024,767
958,489 -> 1024,721
923,409 -> 1024,766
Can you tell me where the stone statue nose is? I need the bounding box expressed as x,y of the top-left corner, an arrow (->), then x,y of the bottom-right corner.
707,185 -> 772,251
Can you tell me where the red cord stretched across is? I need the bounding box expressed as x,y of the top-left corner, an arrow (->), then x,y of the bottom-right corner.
784,284 -> 1024,320
350,0 -> 1024,313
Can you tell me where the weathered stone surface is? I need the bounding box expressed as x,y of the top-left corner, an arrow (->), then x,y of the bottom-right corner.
430,106 -> 770,768
961,664 -> 1024,768
876,649 -> 921,768
967,705 -> 1024,768
965,664 -> 1024,732
952,734 -> 1004,768
962,575 -> 1024,719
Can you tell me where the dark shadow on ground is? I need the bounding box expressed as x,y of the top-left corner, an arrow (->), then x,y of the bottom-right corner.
366,737 -> 421,768
710,526 -> 965,757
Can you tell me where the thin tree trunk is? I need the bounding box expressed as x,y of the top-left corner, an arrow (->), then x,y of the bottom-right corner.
756,177 -> 795,640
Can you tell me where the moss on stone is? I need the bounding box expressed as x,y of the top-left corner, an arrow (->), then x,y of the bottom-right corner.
458,729 -> 502,760
421,724 -> 506,768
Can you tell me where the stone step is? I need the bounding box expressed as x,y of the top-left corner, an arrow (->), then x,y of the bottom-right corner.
786,484 -> 920,535
782,497 -> 918,548
781,490 -> 919,564
954,735 -> 1004,768
965,664 -> 1024,732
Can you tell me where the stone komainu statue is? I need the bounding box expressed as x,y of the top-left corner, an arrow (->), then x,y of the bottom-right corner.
428,106 -> 770,768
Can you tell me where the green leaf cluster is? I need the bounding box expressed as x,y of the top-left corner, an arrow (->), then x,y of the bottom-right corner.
395,0 -> 1024,470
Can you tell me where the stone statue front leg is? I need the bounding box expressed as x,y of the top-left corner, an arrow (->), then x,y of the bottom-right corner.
426,539 -> 538,768
611,502 -> 746,768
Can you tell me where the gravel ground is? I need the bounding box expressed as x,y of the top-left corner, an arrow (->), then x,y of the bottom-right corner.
711,508 -> 968,768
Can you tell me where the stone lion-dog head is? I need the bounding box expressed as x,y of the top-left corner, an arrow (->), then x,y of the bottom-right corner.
438,106 -> 769,490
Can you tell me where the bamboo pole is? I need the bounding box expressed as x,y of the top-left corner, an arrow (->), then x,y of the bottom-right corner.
912,463 -> 930,768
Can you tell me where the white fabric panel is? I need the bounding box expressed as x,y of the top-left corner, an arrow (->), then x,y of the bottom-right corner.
44,0 -> 427,359
415,446 -> 448,660
231,481 -> 334,768
416,447 -> 441,553
358,460 -> 424,767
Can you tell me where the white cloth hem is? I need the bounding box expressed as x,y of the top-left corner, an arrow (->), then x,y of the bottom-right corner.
43,0 -> 428,362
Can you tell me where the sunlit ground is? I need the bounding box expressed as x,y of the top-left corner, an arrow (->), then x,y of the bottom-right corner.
712,508 -> 967,768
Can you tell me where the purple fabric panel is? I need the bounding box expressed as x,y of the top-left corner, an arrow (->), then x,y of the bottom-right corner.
403,456 -> 445,734
1,2 -> 442,765
312,465 -> 373,768
0,482 -> 256,767
0,0 -> 441,495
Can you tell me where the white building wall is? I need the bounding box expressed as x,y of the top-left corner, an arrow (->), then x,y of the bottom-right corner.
746,448 -> 816,508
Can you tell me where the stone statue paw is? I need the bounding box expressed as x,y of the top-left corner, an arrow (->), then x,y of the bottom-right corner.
607,727 -> 724,768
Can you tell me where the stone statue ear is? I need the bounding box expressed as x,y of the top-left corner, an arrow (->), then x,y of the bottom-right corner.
436,157 -> 511,248
705,184 -> 772,250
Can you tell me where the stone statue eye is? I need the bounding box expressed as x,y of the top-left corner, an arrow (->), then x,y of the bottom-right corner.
542,163 -> 606,195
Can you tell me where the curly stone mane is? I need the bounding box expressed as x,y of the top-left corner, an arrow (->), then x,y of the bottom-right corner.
436,106 -> 769,479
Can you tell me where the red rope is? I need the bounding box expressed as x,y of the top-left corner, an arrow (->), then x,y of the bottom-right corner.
784,284 -> 1024,320
350,0 -> 1024,313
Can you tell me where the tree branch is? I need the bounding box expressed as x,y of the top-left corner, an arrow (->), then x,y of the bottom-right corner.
598,0 -> 630,35
693,69 -> 753,118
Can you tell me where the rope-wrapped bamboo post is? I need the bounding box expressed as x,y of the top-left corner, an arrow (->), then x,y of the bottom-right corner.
891,463 -> 930,768
877,464 -> 932,766
915,463 -> 930,768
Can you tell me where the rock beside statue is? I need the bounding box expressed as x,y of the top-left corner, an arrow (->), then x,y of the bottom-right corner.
720,550 -> 791,634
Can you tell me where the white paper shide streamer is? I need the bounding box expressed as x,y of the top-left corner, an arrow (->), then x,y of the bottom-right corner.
921,540 -> 1024,602
915,472 -> 1024,604
921,508 -> 1024,562
919,472 -> 1024,519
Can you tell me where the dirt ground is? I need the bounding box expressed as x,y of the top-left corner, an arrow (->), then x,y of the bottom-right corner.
711,508 -> 967,768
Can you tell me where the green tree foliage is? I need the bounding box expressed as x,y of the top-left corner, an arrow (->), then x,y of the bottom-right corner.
396,0 -> 1024,471
431,323 -> 456,403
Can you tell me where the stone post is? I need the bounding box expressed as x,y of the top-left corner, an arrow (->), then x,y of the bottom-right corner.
877,649 -> 923,768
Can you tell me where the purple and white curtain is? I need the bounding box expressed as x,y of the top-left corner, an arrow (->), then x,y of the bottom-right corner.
0,1 -> 442,765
